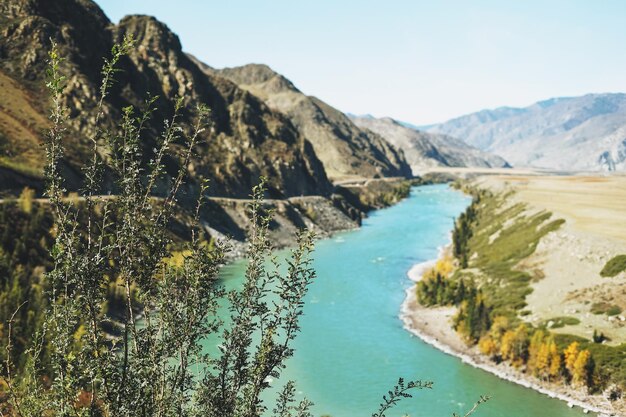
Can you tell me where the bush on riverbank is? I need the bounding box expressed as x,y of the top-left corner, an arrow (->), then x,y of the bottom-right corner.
600,254 -> 626,277
334,179 -> 412,213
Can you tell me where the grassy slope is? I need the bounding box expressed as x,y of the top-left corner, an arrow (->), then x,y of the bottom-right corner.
455,187 -> 626,387
454,189 -> 564,319
0,70 -> 49,179
600,254 -> 626,277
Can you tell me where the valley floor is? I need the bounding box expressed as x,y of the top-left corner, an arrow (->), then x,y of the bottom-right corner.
474,174 -> 626,345
402,170 -> 626,416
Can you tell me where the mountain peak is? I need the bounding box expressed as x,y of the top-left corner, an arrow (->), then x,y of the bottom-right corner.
215,68 -> 411,180
0,0 -> 334,198
1,0 -> 109,27
117,14 -> 183,56
217,63 -> 300,95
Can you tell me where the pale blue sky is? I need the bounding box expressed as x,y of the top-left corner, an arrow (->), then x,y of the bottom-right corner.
95,0 -> 626,125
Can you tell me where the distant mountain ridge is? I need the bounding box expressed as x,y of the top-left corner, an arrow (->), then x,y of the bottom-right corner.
427,93 -> 626,171
350,115 -> 510,174
192,61 -> 412,181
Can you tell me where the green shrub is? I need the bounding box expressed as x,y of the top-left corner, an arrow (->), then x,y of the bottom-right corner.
600,254 -> 626,277
607,306 -> 623,316
591,302 -> 622,316
541,316 -> 581,329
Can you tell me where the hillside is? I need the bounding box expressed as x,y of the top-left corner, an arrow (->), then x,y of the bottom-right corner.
350,115 -> 509,175
0,0 -> 424,253
407,176 -> 626,415
192,61 -> 412,181
427,94 -> 626,171
0,0 -> 335,199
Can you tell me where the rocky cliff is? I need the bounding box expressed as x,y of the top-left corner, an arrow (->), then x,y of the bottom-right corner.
0,0 -> 332,199
192,61 -> 412,181
0,0 -> 424,249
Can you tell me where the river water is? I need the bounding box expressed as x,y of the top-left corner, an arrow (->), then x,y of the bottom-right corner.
213,184 -> 585,417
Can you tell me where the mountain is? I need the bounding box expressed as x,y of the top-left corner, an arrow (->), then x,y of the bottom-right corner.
350,116 -> 510,175
0,0 -> 424,251
426,94 -> 626,171
0,0 -> 333,199
191,61 -> 412,181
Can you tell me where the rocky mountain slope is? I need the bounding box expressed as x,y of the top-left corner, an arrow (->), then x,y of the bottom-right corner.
0,0 -> 422,251
350,115 -> 509,174
426,94 -> 626,171
191,61 -> 411,181
0,0 -> 333,199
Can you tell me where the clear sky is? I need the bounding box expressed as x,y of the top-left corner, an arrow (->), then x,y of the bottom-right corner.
95,0 -> 626,125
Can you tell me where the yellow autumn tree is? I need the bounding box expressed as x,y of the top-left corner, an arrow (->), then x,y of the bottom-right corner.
527,330 -> 545,375
489,315 -> 510,343
511,324 -> 529,368
500,330 -> 515,361
435,254 -> 454,277
535,342 -> 551,379
572,349 -> 593,388
499,324 -> 529,367
547,341 -> 562,381
478,335 -> 498,357
564,341 -> 580,375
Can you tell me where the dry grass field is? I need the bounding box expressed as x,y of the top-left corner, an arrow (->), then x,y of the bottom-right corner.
474,173 -> 626,344
482,174 -> 626,241
0,70 -> 49,177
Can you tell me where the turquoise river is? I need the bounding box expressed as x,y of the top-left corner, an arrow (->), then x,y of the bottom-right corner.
213,184 -> 586,417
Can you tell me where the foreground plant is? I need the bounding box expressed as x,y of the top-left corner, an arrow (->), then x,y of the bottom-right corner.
2,38 -> 486,417
1,36 -> 313,417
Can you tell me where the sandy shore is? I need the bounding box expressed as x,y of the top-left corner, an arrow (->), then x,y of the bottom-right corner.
399,247 -> 623,417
